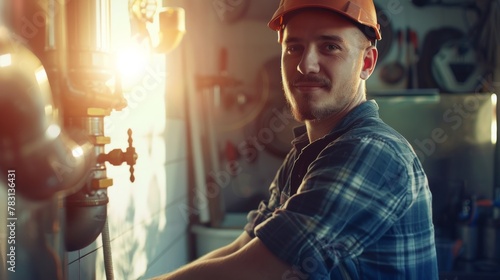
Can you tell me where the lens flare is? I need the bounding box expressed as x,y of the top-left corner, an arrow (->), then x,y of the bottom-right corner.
0,53 -> 12,67
116,42 -> 150,88
45,124 -> 61,140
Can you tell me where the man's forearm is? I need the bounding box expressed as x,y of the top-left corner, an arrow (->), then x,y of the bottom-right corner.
150,235 -> 290,280
191,244 -> 235,264
151,258 -> 227,280
151,231 -> 253,279
194,231 -> 252,263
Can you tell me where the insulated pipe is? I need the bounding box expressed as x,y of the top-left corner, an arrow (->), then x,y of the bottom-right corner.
65,0 -> 114,91
42,0 -> 126,112
0,28 -> 95,201
2,0 -> 125,278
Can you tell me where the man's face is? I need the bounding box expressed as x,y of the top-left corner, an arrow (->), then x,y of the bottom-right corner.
281,9 -> 373,122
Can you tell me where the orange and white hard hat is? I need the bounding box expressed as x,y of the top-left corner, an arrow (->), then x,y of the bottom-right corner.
268,0 -> 382,43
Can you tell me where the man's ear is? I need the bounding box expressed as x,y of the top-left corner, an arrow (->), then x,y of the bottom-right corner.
360,46 -> 378,80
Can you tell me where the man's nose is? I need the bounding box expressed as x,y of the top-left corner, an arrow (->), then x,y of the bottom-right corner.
297,48 -> 320,74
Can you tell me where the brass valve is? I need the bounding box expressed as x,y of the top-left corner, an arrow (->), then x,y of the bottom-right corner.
98,129 -> 138,182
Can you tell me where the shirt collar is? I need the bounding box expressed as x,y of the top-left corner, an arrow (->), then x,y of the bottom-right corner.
291,100 -> 380,150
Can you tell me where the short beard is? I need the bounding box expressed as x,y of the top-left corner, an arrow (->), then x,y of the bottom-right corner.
287,96 -> 340,121
284,77 -> 361,122
285,74 -> 333,121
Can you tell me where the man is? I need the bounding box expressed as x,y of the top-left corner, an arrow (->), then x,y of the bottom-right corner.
153,0 -> 438,279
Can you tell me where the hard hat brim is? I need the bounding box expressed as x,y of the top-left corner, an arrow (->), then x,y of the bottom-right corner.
268,0 -> 381,41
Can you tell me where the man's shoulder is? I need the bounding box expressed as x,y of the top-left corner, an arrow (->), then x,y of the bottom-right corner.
338,116 -> 411,151
323,117 -> 422,173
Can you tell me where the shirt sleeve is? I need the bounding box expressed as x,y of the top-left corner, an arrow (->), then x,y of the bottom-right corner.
244,151 -> 294,238
244,182 -> 279,238
254,136 -> 415,277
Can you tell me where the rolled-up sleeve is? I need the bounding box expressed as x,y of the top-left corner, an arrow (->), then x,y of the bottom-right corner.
245,150 -> 296,238
244,181 -> 280,238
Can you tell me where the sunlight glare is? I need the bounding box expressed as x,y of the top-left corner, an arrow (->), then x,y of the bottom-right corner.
0,53 -> 12,67
116,43 -> 150,88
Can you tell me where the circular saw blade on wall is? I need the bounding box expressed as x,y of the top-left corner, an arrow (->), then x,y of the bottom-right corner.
418,27 -> 484,93
431,38 -> 483,93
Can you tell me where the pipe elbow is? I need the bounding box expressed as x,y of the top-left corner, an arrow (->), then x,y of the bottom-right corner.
65,201 -> 107,251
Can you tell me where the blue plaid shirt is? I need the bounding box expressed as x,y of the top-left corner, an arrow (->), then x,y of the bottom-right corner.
245,100 -> 438,279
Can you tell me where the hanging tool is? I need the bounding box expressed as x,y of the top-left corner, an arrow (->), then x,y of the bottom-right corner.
380,29 -> 405,85
411,28 -> 419,88
406,27 -> 419,89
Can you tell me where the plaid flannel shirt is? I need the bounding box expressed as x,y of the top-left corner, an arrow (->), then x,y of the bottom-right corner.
245,100 -> 438,279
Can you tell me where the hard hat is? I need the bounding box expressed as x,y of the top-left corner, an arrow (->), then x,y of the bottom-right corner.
268,0 -> 381,42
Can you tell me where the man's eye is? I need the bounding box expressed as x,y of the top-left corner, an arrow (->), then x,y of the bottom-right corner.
286,45 -> 301,54
324,44 -> 340,51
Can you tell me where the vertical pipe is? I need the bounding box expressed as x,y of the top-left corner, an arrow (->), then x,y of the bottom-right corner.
66,0 -> 113,83
60,0 -> 124,110
494,48 -> 500,219
43,0 -> 68,107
